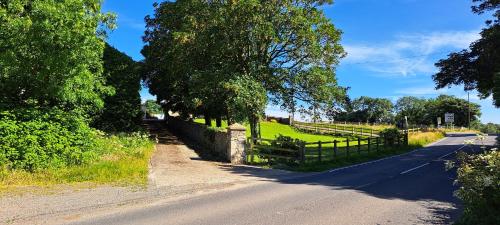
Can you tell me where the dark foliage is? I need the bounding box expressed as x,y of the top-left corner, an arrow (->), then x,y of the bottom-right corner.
92,44 -> 143,132
433,0 -> 500,107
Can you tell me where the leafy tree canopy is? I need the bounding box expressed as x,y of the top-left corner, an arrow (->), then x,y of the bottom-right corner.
333,96 -> 393,124
433,0 -> 500,107
144,100 -> 163,115
142,0 -> 346,138
92,44 -> 143,132
394,96 -> 429,125
394,95 -> 481,127
0,0 -> 115,114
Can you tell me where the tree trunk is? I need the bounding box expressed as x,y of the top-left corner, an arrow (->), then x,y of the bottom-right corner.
249,114 -> 258,143
204,112 -> 212,126
216,116 -> 222,127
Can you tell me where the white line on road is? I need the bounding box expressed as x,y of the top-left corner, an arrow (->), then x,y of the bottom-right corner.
438,145 -> 466,160
327,137 -> 449,174
400,163 -> 430,175
400,145 -> 468,175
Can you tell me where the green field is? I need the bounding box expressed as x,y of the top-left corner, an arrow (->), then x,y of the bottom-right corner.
194,119 -> 350,143
193,118 -> 445,172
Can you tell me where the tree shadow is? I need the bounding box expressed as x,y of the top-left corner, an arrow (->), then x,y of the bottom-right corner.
147,121 -> 496,224
214,136 -> 497,224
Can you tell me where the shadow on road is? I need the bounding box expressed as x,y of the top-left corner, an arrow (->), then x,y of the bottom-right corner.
146,120 -> 497,224
217,135 -> 496,224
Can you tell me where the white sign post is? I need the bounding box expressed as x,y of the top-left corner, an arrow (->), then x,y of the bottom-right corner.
445,113 -> 454,130
445,113 -> 454,123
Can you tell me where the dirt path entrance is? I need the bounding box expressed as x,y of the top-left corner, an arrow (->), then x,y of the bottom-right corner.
147,120 -> 295,187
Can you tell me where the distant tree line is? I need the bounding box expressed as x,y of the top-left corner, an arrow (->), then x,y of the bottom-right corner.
330,95 -> 481,127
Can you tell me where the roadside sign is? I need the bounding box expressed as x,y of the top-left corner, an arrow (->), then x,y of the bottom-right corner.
444,113 -> 454,123
437,117 -> 441,125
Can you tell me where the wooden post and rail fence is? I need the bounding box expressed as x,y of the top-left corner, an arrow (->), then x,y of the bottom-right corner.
292,121 -> 421,137
246,131 -> 409,165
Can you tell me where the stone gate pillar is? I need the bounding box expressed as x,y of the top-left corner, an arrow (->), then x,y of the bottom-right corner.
227,123 -> 247,164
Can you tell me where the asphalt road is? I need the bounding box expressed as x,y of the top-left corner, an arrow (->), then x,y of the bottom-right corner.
68,134 -> 497,225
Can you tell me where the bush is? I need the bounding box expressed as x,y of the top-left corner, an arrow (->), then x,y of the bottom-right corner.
380,128 -> 402,145
0,108 -> 98,171
454,149 -> 500,225
271,135 -> 303,151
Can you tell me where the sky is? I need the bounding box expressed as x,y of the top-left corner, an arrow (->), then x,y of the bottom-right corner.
102,0 -> 499,124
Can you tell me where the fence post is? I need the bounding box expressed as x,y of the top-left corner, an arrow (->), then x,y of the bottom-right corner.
357,137 -> 361,154
300,142 -> 306,164
403,131 -> 409,145
334,124 -> 337,135
333,140 -> 338,159
352,126 -> 355,135
376,137 -> 380,153
249,139 -> 254,164
346,137 -> 350,157
370,129 -> 373,137
318,141 -> 322,162
367,138 -> 371,152
360,127 -> 363,136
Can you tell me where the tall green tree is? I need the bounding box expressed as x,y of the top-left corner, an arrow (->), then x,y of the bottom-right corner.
92,44 -> 142,132
433,0 -> 500,107
144,100 -> 163,115
142,0 -> 346,139
426,95 -> 481,127
0,0 -> 114,114
351,96 -> 394,123
394,96 -> 429,125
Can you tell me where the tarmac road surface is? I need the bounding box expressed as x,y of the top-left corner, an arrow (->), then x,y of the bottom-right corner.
68,133 -> 497,225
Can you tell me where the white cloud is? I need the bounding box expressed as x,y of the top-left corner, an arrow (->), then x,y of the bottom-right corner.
117,14 -> 145,30
395,86 -> 449,95
342,30 -> 481,76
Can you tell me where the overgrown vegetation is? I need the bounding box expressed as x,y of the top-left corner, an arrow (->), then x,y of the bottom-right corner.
0,1 -> 153,191
0,109 -> 98,171
451,134 -> 499,225
1,133 -> 154,192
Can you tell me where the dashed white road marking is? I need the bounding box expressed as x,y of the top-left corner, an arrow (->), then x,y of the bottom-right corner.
437,145 -> 466,160
327,137 -> 449,174
400,163 -> 430,175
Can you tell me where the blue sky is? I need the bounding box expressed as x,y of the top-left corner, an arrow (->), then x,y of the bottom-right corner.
102,0 -> 499,123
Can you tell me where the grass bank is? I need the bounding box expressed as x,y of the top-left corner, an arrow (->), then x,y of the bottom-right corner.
0,134 -> 154,193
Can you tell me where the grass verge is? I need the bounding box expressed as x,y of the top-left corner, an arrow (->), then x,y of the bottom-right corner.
0,134 -> 155,194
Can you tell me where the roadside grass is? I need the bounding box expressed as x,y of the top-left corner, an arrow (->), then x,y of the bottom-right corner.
0,134 -> 155,194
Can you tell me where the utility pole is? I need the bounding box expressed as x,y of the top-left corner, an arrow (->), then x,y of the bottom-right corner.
468,92 -> 471,130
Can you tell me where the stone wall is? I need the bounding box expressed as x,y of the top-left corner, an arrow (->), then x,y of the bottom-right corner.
166,118 -> 246,163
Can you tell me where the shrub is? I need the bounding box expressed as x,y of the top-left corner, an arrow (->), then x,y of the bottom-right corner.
454,149 -> 500,225
380,128 -> 402,145
0,108 -> 98,171
271,135 -> 303,151
268,135 -> 303,164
